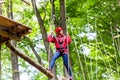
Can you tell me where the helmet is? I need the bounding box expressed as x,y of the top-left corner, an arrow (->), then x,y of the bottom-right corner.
55,27 -> 63,33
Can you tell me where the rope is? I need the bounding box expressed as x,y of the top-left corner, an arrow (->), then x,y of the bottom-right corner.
66,25 -> 69,78
79,27 -> 90,80
48,0 -> 54,64
65,0 -> 69,75
94,17 -> 98,80
86,0 -> 93,77
65,0 -> 69,78
87,10 -> 92,80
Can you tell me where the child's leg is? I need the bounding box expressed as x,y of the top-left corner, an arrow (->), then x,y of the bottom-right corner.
49,52 -> 61,69
62,54 -> 72,77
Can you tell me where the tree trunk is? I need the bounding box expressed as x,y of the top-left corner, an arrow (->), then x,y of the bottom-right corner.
10,41 -> 20,80
59,0 -> 66,35
50,0 -> 58,27
7,0 -> 20,80
24,36 -> 44,66
31,0 -> 57,80
30,43 -> 44,66
0,45 -> 1,80
0,1 -> 2,80
59,0 -> 69,78
0,0 -> 2,15
49,1 -> 58,80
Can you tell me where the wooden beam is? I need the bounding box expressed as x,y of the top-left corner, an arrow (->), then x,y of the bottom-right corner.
6,41 -> 54,79
0,29 -> 21,41
0,15 -> 31,30
0,15 -> 31,45
0,36 -> 9,44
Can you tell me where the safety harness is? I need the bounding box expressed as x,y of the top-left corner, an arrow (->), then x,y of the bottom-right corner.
56,36 -> 67,53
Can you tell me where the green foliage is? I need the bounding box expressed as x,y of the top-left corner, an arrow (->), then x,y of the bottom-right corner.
1,0 -> 120,80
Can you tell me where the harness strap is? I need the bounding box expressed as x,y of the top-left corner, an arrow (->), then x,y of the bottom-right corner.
56,36 -> 65,48
56,47 -> 67,50
56,36 -> 66,53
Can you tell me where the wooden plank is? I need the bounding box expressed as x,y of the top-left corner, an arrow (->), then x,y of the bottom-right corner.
6,41 -> 54,79
0,25 -> 31,40
0,15 -> 31,30
0,36 -> 8,44
0,15 -> 31,37
0,16 -> 18,27
15,25 -> 32,35
0,15 -> 31,43
0,30 -> 21,41
0,40 -> 8,45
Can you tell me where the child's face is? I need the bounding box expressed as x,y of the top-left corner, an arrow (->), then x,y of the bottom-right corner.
60,30 -> 63,35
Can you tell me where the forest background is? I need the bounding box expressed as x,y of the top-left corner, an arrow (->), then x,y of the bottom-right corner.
0,0 -> 120,80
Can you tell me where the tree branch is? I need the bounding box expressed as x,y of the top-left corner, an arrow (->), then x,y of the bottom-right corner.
24,36 -> 44,66
6,41 -> 54,78
21,0 -> 30,5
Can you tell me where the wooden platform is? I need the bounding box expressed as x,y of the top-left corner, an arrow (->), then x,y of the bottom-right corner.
0,15 -> 31,44
0,15 -> 54,78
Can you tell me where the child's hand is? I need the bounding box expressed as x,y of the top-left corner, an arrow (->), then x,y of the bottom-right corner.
50,31 -> 53,34
50,31 -> 53,35
67,32 -> 69,35
50,31 -> 54,38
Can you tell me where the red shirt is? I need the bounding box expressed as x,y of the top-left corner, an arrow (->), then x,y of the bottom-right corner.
47,34 -> 72,54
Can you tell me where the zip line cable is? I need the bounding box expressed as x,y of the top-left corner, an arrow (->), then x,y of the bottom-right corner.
65,0 -> 72,79
48,0 -> 54,66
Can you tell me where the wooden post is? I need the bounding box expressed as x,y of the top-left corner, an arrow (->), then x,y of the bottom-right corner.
0,1 -> 2,79
6,41 -> 54,79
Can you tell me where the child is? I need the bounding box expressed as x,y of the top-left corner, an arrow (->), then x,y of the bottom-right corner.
47,26 -> 73,79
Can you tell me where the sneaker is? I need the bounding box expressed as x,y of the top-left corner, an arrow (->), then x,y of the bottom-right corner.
46,68 -> 51,71
69,76 -> 73,80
